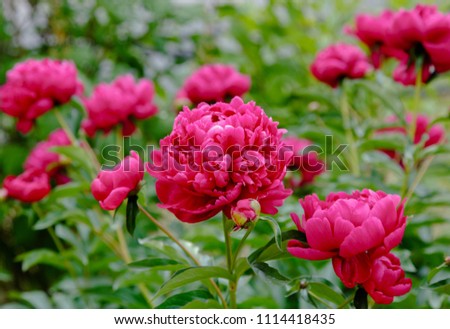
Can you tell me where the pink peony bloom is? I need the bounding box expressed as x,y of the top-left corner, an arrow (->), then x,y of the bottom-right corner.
284,136 -> 324,188
91,151 -> 144,210
82,75 -> 158,137
24,129 -> 71,184
385,4 -> 450,85
376,114 -> 445,166
3,169 -> 51,203
362,253 -> 412,304
310,43 -> 372,88
231,198 -> 261,230
0,59 -> 83,133
147,96 -> 292,223
346,10 -> 402,68
287,189 -> 407,288
175,64 -> 251,105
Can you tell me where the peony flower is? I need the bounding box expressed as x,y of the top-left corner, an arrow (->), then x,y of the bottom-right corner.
175,64 -> 251,106
310,43 -> 372,88
346,10 -> 400,68
284,136 -> 324,188
287,189 -> 407,287
147,96 -> 292,223
0,58 -> 83,133
231,198 -> 261,230
385,4 -> 450,85
3,169 -> 51,203
376,114 -> 445,166
363,253 -> 412,304
24,129 -> 71,184
82,75 -> 158,137
91,151 -> 144,210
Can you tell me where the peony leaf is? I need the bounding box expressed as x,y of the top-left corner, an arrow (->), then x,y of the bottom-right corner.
156,290 -> 213,309
251,262 -> 290,284
128,258 -> 186,271
156,266 -> 232,297
260,216 -> 282,251
307,282 -> 346,307
16,249 -> 66,271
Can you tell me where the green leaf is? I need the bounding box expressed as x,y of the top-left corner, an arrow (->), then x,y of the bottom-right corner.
307,282 -> 345,306
33,209 -> 89,230
432,283 -> 450,295
427,263 -> 448,284
359,137 -> 405,153
47,182 -> 90,201
16,249 -> 66,271
248,230 -> 306,264
235,257 -> 251,278
260,216 -> 282,251
251,262 -> 290,284
126,195 -> 139,236
156,266 -> 232,297
128,258 -> 186,271
156,290 -> 213,309
51,146 -> 94,174
181,299 -> 223,309
0,269 -> 11,283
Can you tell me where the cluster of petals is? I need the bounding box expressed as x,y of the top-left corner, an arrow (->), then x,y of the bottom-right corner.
82,75 -> 158,137
287,189 -> 411,303
284,136 -> 324,188
0,58 -> 83,133
147,96 -> 292,223
2,129 -> 72,203
175,64 -> 251,106
349,4 -> 450,85
91,151 -> 144,211
376,113 -> 445,166
310,43 -> 372,88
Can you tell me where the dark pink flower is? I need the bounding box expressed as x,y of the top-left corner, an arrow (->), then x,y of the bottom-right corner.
385,4 -> 450,85
363,253 -> 412,304
284,136 -> 324,188
91,151 -> 144,210
82,75 -> 158,137
310,43 -> 371,88
287,189 -> 407,287
376,114 -> 445,166
147,97 -> 292,223
346,10 -> 401,68
176,64 -> 251,105
231,198 -> 261,230
0,59 -> 83,133
24,129 -> 71,184
3,169 -> 51,203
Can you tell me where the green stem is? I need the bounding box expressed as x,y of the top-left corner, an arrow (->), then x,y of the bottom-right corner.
338,292 -> 356,309
116,128 -> 124,160
404,156 -> 434,203
222,213 -> 237,308
54,109 -> 77,146
339,89 -> 360,176
138,203 -> 227,308
231,223 -> 255,270
408,61 -> 423,140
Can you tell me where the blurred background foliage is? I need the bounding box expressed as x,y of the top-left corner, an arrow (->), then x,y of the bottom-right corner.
1,0 -> 450,309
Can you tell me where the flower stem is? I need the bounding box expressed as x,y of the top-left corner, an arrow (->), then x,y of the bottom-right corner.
138,203 -> 228,308
231,223 -> 255,270
115,225 -> 154,308
54,109 -> 77,146
339,89 -> 360,176
408,60 -> 423,141
222,213 -> 237,308
404,156 -> 434,203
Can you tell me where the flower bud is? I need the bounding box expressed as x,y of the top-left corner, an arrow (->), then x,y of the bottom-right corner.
231,199 -> 261,230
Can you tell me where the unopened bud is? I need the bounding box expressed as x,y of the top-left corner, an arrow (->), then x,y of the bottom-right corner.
231,198 -> 261,230
445,256 -> 450,266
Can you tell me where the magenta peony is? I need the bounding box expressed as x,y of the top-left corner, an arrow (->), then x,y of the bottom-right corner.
310,43 -> 371,88
362,253 -> 412,304
3,169 -> 51,203
287,189 -> 407,288
91,151 -> 144,211
346,10 -> 400,68
0,59 -> 83,133
24,129 -> 71,185
82,75 -> 158,137
284,136 -> 324,188
385,4 -> 450,85
175,64 -> 251,105
147,96 -> 292,223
